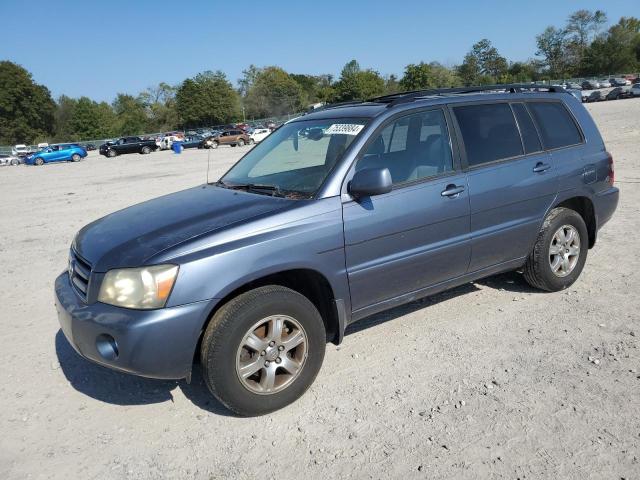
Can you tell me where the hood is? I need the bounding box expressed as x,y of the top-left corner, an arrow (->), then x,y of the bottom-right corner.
74,185 -> 291,271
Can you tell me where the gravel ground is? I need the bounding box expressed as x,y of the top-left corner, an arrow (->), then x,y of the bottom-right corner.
0,99 -> 639,480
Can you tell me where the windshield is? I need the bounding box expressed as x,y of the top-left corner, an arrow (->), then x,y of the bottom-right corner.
219,117 -> 368,198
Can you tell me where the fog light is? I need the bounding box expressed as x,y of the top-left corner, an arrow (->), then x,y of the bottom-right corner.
96,334 -> 119,360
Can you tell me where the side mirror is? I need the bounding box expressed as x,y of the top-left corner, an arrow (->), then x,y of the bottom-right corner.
349,167 -> 392,198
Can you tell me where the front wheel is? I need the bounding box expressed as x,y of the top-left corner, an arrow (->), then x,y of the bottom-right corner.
523,207 -> 588,292
71,153 -> 81,162
35,157 -> 44,166
237,139 -> 245,147
200,285 -> 326,416
141,146 -> 151,154
248,138 -> 255,145
10,159 -> 19,166
107,150 -> 117,158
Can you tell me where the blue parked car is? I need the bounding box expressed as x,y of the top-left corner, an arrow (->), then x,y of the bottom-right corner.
55,84 -> 618,416
25,144 -> 87,166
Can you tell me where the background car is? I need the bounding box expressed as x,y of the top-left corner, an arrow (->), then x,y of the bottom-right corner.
597,79 -> 612,88
84,144 -> 97,151
565,82 -> 581,90
11,144 -> 31,157
250,128 -> 271,143
208,129 -> 251,148
181,135 -> 203,149
630,84 -> 640,97
585,90 -> 604,103
609,77 -> 631,87
24,144 -> 87,165
0,153 -> 21,166
605,87 -> 631,100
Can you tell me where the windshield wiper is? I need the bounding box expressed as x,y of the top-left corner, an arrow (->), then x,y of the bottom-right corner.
217,181 -> 311,199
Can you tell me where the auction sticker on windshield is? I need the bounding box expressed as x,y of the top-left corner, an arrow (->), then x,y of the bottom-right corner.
324,124 -> 365,135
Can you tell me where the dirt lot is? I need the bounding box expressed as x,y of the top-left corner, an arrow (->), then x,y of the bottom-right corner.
1,100 -> 639,479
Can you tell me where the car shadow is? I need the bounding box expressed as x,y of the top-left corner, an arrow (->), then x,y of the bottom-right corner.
345,270 -> 538,336
55,271 -> 537,415
54,329 -> 234,416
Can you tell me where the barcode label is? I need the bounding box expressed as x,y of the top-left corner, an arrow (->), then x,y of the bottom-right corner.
324,124 -> 364,135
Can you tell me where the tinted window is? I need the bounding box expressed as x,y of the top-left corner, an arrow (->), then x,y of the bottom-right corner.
527,102 -> 582,149
454,103 -> 523,166
512,103 -> 542,154
357,109 -> 453,185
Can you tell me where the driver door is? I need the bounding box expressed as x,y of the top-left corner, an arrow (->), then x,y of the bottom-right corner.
343,108 -> 471,316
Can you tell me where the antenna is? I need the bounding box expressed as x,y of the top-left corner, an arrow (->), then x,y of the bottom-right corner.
206,145 -> 211,184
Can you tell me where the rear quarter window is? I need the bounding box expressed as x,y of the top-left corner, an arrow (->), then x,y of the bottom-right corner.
527,102 -> 583,149
453,103 -> 523,167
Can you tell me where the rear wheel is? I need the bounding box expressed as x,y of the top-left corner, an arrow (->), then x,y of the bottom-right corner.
10,158 -> 19,166
71,153 -> 81,162
523,207 -> 588,292
200,285 -> 326,416
237,139 -> 245,147
248,138 -> 255,145
211,141 -> 219,149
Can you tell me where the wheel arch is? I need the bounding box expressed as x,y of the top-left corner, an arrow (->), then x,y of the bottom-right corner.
553,196 -> 596,248
192,268 -> 343,372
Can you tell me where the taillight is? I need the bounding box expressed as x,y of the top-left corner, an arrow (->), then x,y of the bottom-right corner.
606,152 -> 614,186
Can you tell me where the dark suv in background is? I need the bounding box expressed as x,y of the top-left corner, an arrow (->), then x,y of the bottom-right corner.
56,84 -> 618,416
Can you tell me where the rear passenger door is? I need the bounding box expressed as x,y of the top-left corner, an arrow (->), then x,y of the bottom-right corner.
343,108 -> 471,315
451,101 -> 557,272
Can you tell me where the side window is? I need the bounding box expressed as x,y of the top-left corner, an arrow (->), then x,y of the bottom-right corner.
527,102 -> 583,149
512,103 -> 542,154
453,103 -> 523,167
357,109 -> 453,185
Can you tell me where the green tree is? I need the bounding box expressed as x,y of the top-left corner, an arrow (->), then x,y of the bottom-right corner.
383,74 -> 401,95
536,26 -> 569,77
244,67 -> 305,118
138,82 -> 178,132
332,60 -> 385,102
112,94 -> 148,136
457,40 -> 508,84
400,62 -> 459,90
0,61 -> 55,144
53,95 -> 78,141
66,97 -> 116,140
176,71 -> 240,127
564,10 -> 608,74
581,17 -> 640,75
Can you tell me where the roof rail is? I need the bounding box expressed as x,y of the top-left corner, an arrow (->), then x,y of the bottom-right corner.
370,83 -> 567,107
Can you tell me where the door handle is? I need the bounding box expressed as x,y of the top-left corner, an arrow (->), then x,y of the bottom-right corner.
441,184 -> 465,197
533,162 -> 551,173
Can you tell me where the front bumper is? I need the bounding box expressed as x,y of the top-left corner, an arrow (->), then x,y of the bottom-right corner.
55,272 -> 211,380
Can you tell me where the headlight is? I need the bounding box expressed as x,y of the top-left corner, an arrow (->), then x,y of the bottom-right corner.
98,265 -> 178,309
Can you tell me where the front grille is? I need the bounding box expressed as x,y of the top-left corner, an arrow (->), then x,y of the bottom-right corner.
69,249 -> 92,301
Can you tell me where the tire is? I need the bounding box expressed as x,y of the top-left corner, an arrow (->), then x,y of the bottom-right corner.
211,141 -> 219,149
141,146 -> 151,154
230,143 -> 237,147
35,157 -> 44,166
71,153 -> 81,162
237,139 -> 245,147
107,150 -> 117,158
248,138 -> 255,145
523,207 -> 589,292
10,159 -> 19,166
200,285 -> 326,416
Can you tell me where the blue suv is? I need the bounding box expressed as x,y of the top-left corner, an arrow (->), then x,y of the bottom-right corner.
26,144 -> 87,165
55,84 -> 618,415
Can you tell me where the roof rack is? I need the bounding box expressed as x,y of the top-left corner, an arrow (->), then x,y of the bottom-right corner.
370,83 -> 567,107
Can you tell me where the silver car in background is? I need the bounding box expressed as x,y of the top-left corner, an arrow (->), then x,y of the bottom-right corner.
0,153 -> 22,166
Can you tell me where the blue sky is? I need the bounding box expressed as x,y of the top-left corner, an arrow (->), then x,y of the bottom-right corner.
1,0 -> 637,101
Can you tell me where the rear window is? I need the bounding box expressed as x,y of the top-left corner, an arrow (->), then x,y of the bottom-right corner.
527,102 -> 582,149
453,103 -> 523,166
512,103 -> 542,154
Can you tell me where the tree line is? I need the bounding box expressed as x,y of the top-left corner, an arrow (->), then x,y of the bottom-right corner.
1,9 -> 638,145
